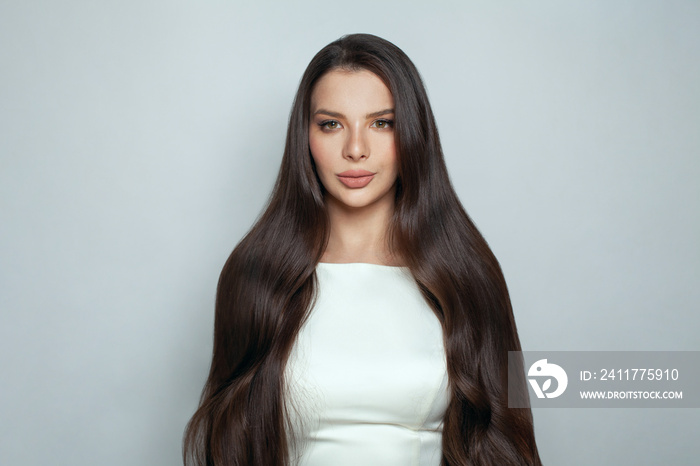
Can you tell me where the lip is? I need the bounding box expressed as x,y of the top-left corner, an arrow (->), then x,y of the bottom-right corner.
338,169 -> 375,177
337,169 -> 376,189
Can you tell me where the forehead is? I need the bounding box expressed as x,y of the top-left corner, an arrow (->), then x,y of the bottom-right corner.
310,69 -> 393,112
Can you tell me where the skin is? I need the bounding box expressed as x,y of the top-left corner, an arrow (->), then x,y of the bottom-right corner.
309,69 -> 401,266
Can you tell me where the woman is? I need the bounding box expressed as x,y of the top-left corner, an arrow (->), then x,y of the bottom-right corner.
184,33 -> 541,466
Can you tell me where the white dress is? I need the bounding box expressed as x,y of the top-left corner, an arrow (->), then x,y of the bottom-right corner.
284,262 -> 449,466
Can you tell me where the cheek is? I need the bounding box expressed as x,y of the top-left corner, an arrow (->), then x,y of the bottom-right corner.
381,139 -> 399,173
308,133 -> 327,168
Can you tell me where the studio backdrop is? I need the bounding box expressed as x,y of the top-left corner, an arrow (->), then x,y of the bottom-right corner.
1,1 -> 698,465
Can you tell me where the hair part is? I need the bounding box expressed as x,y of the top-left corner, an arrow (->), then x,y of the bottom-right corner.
184,33 -> 541,466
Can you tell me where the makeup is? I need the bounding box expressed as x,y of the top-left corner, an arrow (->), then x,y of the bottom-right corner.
337,170 -> 375,188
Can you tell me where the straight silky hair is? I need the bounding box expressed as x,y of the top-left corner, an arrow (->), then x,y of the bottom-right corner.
184,33 -> 541,465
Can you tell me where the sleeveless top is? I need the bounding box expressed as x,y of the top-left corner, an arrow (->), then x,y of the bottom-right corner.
284,262 -> 449,466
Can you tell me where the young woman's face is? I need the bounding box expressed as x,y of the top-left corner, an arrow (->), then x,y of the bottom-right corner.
309,69 -> 398,212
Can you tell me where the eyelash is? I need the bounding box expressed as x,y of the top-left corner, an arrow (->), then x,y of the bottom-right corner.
317,119 -> 394,130
319,120 -> 340,130
372,119 -> 394,129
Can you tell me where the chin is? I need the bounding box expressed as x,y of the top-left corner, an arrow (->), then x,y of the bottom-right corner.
336,191 -> 393,210
336,198 -> 374,209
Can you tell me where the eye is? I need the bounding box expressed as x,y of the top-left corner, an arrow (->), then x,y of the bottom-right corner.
372,119 -> 394,129
319,120 -> 341,131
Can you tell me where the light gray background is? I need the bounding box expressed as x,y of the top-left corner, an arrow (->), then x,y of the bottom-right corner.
1,1 -> 698,465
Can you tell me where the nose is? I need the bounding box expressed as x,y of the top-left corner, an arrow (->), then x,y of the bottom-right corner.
343,124 -> 368,161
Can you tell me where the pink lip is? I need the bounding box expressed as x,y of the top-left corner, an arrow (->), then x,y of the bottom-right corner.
337,170 -> 375,188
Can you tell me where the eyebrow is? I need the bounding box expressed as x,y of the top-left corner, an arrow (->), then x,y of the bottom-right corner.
313,108 -> 395,119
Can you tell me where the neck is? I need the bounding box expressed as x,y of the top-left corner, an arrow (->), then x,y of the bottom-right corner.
321,192 -> 400,266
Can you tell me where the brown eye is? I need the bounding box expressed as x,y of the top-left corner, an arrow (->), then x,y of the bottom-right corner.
372,119 -> 394,129
320,120 -> 340,130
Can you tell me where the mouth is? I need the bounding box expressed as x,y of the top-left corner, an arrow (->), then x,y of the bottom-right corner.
336,170 -> 375,188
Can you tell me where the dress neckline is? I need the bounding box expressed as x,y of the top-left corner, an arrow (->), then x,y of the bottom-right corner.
316,261 -> 408,270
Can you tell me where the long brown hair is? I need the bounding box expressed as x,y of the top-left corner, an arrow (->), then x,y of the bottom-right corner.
184,33 -> 541,466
